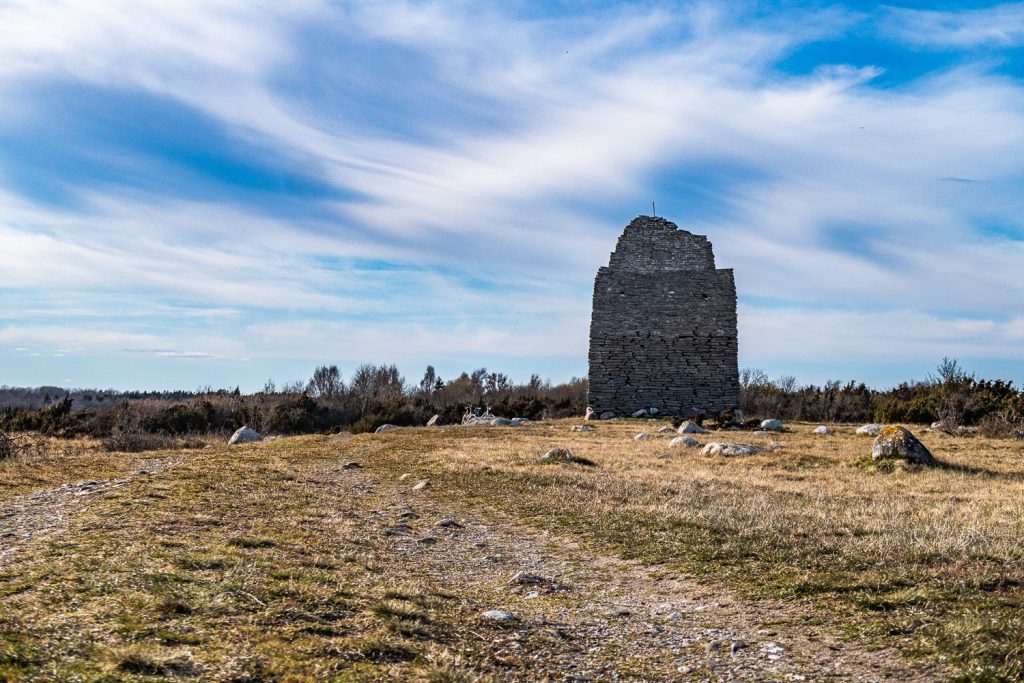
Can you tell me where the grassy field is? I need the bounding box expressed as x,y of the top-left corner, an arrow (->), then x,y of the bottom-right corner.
0,421 -> 1021,681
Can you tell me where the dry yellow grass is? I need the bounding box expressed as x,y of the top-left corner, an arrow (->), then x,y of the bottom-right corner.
0,421 -> 1021,680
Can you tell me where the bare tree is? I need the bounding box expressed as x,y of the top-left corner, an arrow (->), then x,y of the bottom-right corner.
307,365 -> 344,399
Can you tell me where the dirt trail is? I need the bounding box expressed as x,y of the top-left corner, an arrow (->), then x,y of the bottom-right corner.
0,454 -> 185,568
328,463 -> 941,681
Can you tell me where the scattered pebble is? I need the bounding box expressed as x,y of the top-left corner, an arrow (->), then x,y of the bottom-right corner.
707,640 -> 721,651
656,453 -> 672,459
731,641 -> 745,655
415,536 -> 438,545
341,461 -> 362,470
412,480 -> 431,491
509,570 -> 548,586
398,473 -> 412,481
481,609 -> 517,622
436,518 -> 462,528
607,608 -> 631,618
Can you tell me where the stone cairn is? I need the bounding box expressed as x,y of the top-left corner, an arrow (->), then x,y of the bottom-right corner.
587,215 -> 740,418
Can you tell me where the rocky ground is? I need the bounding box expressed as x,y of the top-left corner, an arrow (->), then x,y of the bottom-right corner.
0,427 -> 956,681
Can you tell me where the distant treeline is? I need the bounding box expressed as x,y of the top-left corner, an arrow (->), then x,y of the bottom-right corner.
2,358 -> 1022,444
0,365 -> 588,441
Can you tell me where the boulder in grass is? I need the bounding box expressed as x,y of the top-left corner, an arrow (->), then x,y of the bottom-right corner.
676,421 -> 707,434
856,423 -> 883,436
632,409 -> 649,418
375,424 -> 399,433
657,426 -> 675,433
228,426 -> 262,445
871,426 -> 936,465
700,442 -> 767,456
600,411 -> 616,420
426,414 -> 445,427
570,425 -> 594,433
760,419 -> 784,432
813,425 -> 833,435
670,436 -> 699,448
634,433 -> 653,441
490,418 -> 514,427
511,418 -> 529,426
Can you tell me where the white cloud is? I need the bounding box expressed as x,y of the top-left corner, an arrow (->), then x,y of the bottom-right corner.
0,2 -> 1023,386
882,3 -> 1024,48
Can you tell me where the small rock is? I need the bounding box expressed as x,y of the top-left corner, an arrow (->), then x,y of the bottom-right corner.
707,640 -> 721,651
761,642 -> 784,660
632,409 -> 649,418
770,441 -> 783,450
666,611 -> 683,621
657,453 -> 672,459
608,608 -> 631,618
426,414 -> 445,427
760,419 -> 784,432
398,511 -> 418,520
490,418 -> 514,427
752,430 -> 770,436
481,609 -> 517,622
670,436 -> 699,448
509,571 -> 548,586
730,641 -> 745,654
341,461 -> 362,470
436,518 -> 462,528
540,448 -> 574,462
871,425 -> 936,465
510,417 -> 529,426
398,473 -> 413,481
599,411 -> 616,420
812,425 -> 832,435
676,421 -> 707,434
856,423 -> 883,436
701,442 -> 768,456
375,424 -> 399,433
571,424 -> 595,433
228,426 -> 262,445
412,480 -> 431,491
657,426 -> 675,433
415,536 -> 438,545
648,407 -> 659,415
633,433 -> 652,441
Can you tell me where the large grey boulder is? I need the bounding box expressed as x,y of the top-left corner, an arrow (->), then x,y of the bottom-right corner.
700,442 -> 767,456
375,424 -> 399,433
760,419 -> 784,432
631,409 -> 648,418
871,426 -> 936,465
812,425 -> 833,435
670,436 -> 699,448
856,423 -> 883,436
676,421 -> 707,434
228,426 -> 262,445
599,411 -> 616,420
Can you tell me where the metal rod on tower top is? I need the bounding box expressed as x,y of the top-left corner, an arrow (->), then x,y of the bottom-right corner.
652,201 -> 656,217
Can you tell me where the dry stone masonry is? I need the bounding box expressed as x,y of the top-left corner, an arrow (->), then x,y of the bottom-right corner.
587,215 -> 740,417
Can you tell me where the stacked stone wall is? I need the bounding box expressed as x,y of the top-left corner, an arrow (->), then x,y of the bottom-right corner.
587,216 -> 740,416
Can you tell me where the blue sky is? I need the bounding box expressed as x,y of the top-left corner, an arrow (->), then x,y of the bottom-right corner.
1,1 -> 1023,392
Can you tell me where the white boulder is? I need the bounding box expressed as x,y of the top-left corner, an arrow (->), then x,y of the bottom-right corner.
676,421 -> 707,434
760,419 -> 784,432
228,426 -> 262,445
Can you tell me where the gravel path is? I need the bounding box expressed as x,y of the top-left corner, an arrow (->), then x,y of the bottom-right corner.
0,454 -> 185,568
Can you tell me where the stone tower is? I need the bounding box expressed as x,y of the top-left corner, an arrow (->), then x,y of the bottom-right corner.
587,215 -> 739,417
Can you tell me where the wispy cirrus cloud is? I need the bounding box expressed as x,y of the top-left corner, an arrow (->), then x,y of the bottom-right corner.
881,3 -> 1024,48
1,1 -> 1023,389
